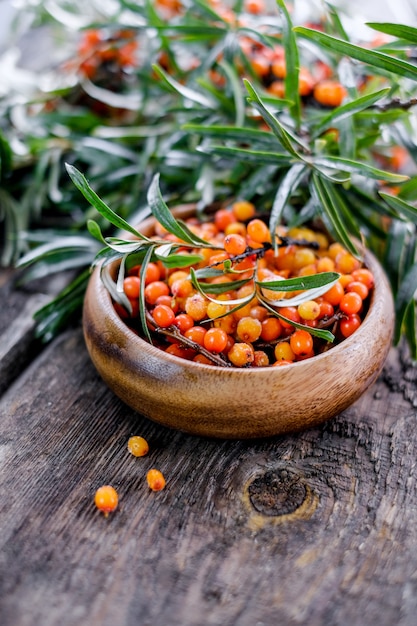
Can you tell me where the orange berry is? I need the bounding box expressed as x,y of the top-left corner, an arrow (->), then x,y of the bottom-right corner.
323,281 -> 344,306
144,262 -> 161,284
123,276 -> 141,299
339,291 -> 362,315
247,219 -> 271,244
146,469 -> 166,491
313,80 -> 347,107
185,293 -> 208,321
274,341 -> 295,362
144,281 -> 169,305
346,281 -> 369,300
203,327 -> 228,353
290,329 -> 313,357
224,233 -> 247,256
94,485 -> 118,516
232,200 -> 256,221
214,208 -> 236,232
152,304 -> 176,327
261,316 -> 283,341
351,268 -> 374,289
127,435 -> 149,457
278,306 -> 301,329
173,313 -> 194,333
184,325 -> 207,346
228,342 -> 254,367
340,313 -> 361,338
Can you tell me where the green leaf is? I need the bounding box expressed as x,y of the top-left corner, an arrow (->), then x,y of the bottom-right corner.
244,80 -> 304,158
198,144 -> 293,164
152,64 -> 216,109
260,298 -> 335,342
65,164 -> 144,239
379,192 -> 417,221
147,174 -> 214,248
182,123 -> 279,147
156,252 -> 203,268
394,263 -> 417,345
255,271 -> 340,292
313,88 -> 391,136
311,173 -> 359,256
218,60 -> 245,127
276,0 -> 301,127
294,27 -> 417,81
312,156 -> 409,183
269,163 -> 307,247
366,23 -> 417,44
403,301 -> 417,361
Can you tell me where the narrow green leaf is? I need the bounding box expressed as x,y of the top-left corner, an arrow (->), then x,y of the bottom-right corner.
182,123 -> 280,147
260,298 -> 335,341
366,23 -> 417,44
218,60 -> 245,127
294,27 -> 417,81
379,192 -> 417,221
147,174 -> 215,248
152,64 -> 216,109
255,271 -> 340,292
65,164 -> 144,239
311,173 -> 359,256
244,80 -> 303,158
312,155 -> 409,182
269,163 -> 307,246
403,301 -> 417,361
276,0 -> 301,127
394,263 -> 417,344
313,88 -> 391,135
139,245 -> 155,343
198,144 -> 293,164
156,252 -> 203,268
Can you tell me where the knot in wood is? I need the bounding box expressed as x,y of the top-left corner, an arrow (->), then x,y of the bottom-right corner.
248,469 -> 306,517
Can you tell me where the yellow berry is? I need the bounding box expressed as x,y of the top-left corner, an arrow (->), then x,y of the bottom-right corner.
94,485 -> 118,516
147,469 -> 166,491
127,435 -> 149,457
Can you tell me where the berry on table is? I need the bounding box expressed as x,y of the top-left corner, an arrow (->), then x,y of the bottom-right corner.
94,485 -> 119,517
147,469 -> 166,491
127,436 -> 149,457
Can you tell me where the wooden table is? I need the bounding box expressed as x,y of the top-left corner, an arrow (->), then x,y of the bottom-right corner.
1,268 -> 417,626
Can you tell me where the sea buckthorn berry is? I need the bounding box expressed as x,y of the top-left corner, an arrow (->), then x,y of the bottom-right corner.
185,293 -> 208,321
184,325 -> 207,346
340,313 -> 361,338
204,327 -> 228,353
323,281 -> 344,306
94,485 -> 118,516
351,268 -> 375,289
232,200 -> 256,221
170,277 -> 194,299
316,256 -> 335,273
253,350 -> 269,367
335,252 -> 361,274
249,305 -> 268,321
123,276 -> 141,299
247,219 -> 271,244
274,341 -> 295,362
279,306 -> 301,329
339,291 -> 362,315
165,344 -> 195,359
228,342 -> 255,367
214,208 -> 236,232
339,273 -> 353,288
146,469 -> 166,491
346,281 -> 369,300
213,314 -> 237,335
236,316 -> 262,343
145,280 -> 169,305
155,294 -> 179,313
298,300 -> 320,321
207,301 -> 230,319
289,247 -> 316,270
224,233 -> 247,256
144,262 -> 161,284
193,354 -> 213,365
319,300 -> 334,319
173,313 -> 194,333
261,316 -> 283,342
208,251 -> 230,270
152,304 -> 176,327
313,80 -> 347,107
127,435 -> 149,457
328,242 -> 346,260
290,329 -> 314,357
298,67 -> 315,96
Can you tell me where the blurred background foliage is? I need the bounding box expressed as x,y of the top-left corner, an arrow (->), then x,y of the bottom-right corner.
1,0 -> 417,355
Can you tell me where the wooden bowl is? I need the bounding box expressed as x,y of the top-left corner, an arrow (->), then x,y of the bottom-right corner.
83,207 -> 395,439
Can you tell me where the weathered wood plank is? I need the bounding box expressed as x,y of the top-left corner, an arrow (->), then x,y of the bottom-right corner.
0,325 -> 416,626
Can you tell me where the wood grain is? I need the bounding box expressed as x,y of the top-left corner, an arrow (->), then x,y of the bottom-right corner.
1,271 -> 417,626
